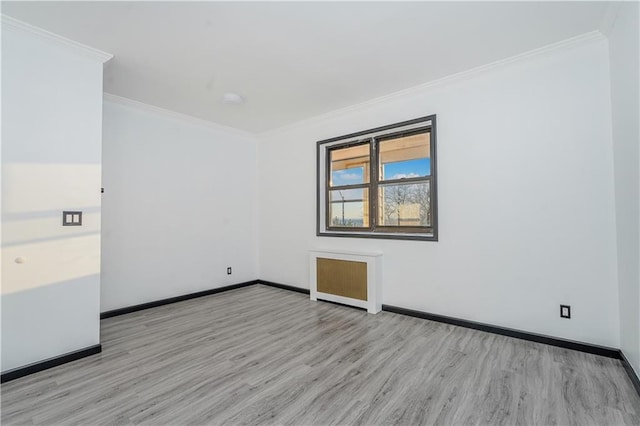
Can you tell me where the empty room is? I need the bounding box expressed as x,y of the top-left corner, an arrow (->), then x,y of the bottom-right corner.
1,1 -> 639,424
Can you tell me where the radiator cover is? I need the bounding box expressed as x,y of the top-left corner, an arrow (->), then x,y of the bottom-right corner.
309,250 -> 382,313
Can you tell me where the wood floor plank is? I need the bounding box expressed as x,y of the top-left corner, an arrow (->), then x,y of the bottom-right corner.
2,284 -> 639,425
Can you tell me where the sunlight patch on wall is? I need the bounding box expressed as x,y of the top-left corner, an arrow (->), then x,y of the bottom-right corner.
1,163 -> 102,295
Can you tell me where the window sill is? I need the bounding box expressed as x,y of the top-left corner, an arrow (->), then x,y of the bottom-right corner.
317,230 -> 438,242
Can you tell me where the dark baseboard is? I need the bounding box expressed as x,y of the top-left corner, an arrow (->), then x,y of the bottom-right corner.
1,344 -> 102,383
100,280 -> 259,319
254,282 -> 622,361
620,350 -> 640,396
7,280 -> 636,398
258,280 -> 310,295
97,278 -> 636,396
316,299 -> 367,311
382,304 -> 620,359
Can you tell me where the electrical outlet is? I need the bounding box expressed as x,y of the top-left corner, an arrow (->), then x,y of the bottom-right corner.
560,305 -> 571,319
227,267 -> 232,275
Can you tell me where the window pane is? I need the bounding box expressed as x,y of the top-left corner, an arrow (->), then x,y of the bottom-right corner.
329,188 -> 369,227
330,188 -> 365,201
378,182 -> 431,227
379,132 -> 430,180
330,143 -> 370,186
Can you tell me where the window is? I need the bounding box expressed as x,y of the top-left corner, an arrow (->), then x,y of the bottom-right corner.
317,115 -> 437,241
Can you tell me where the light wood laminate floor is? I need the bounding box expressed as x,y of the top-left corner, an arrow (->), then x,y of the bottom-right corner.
2,284 -> 639,425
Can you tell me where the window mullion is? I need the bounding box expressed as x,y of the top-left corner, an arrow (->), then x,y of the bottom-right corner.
328,183 -> 369,191
370,137 -> 378,231
325,145 -> 331,230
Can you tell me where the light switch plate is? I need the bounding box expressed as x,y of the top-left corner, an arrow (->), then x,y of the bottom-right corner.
63,211 -> 82,226
560,304 -> 571,319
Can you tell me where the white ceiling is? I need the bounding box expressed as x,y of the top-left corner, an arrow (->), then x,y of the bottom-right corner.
2,1 -> 610,133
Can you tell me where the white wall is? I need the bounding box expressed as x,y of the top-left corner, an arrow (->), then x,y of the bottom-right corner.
101,99 -> 258,312
1,20 -> 108,371
608,2 -> 640,374
258,37 -> 620,348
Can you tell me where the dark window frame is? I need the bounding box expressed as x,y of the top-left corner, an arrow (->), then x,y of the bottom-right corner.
317,115 -> 438,241
325,139 -> 373,232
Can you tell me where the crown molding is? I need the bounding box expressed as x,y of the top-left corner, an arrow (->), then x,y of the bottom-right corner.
260,30 -> 606,138
1,15 -> 113,63
598,2 -> 622,36
103,93 -> 257,140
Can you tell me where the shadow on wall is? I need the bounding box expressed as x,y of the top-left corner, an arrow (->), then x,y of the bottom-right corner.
2,208 -> 101,295
2,162 -> 102,296
0,274 -> 101,371
2,207 -> 100,247
1,164 -> 102,371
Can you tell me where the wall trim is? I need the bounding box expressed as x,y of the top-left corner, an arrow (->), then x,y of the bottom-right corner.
1,345 -> 102,383
260,30 -> 605,139
100,280 -> 259,319
258,280 -> 310,295
1,15 -> 113,63
100,280 -> 309,320
13,281 -> 633,395
382,304 -> 620,359
598,2 -> 622,36
103,93 -> 257,140
99,280 -> 624,361
251,281 -> 627,362
620,350 -> 640,396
